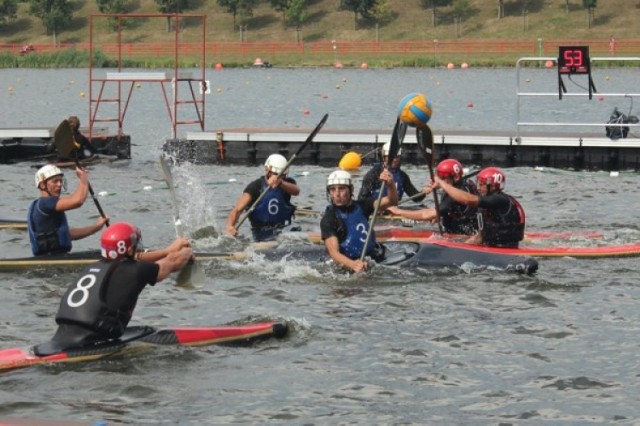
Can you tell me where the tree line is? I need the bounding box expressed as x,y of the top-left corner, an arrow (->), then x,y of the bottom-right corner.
0,0 -> 600,44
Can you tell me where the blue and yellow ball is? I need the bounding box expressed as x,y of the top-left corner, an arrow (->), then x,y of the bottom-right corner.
397,93 -> 432,128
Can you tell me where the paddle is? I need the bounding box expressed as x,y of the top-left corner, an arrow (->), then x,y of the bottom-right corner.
159,156 -> 206,286
235,113 -> 329,231
359,118 -> 407,262
54,119 -> 109,227
415,124 -> 444,234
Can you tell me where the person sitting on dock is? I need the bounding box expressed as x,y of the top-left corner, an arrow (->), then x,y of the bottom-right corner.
28,164 -> 109,256
321,169 -> 397,273
357,141 -> 426,206
67,116 -> 96,160
36,222 -> 193,354
431,167 -> 525,248
387,158 -> 478,235
226,153 -> 300,241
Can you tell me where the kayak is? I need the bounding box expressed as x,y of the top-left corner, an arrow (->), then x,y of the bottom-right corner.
30,154 -> 120,170
371,225 -> 605,242
0,320 -> 287,372
306,225 -> 604,244
255,240 -> 539,274
0,219 -> 27,230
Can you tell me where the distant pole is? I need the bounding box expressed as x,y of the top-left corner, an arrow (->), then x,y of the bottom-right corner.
375,23 -> 379,43
433,39 -> 438,68
537,37 -> 543,57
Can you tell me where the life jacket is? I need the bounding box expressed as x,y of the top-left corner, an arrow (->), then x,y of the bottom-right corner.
477,194 -> 525,248
248,179 -> 295,228
27,198 -> 72,255
441,179 -> 479,235
56,260 -> 129,338
371,168 -> 405,200
329,203 -> 376,259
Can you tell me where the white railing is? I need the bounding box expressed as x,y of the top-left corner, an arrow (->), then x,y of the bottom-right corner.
515,56 -> 640,140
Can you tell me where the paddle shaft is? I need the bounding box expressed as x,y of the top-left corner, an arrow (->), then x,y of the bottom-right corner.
74,157 -> 109,226
235,113 -> 329,230
359,119 -> 407,262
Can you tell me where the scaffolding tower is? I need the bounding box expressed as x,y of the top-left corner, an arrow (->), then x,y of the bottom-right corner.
88,13 -> 207,140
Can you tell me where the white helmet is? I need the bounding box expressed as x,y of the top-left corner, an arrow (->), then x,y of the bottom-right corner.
327,170 -> 352,187
382,141 -> 402,157
265,154 -> 287,174
35,164 -> 63,188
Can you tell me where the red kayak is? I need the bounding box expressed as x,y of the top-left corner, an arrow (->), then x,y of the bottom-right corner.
306,225 -> 604,244
0,320 -> 287,372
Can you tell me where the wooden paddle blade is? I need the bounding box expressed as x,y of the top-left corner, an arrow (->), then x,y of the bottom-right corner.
54,120 -> 75,158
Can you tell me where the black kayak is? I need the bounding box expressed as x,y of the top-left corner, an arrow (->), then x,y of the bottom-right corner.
258,240 -> 538,274
0,242 -> 538,274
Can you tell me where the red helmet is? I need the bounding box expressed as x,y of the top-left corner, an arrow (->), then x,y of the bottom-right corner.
477,167 -> 506,192
436,159 -> 463,180
100,222 -> 142,260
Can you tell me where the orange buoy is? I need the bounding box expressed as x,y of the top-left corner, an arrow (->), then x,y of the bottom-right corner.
335,62 -> 343,69
447,63 -> 455,69
253,57 -> 264,66
360,63 -> 368,69
461,63 -> 469,69
545,60 -> 554,68
215,63 -> 223,70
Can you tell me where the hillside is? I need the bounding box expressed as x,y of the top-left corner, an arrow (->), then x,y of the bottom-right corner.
1,0 -> 639,46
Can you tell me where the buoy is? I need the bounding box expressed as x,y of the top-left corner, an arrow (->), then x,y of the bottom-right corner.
143,186 -> 152,191
98,191 -> 109,196
322,94 -> 328,99
216,88 -> 223,93
598,96 -> 604,101
228,178 -> 237,183
253,57 -> 264,66
360,62 -> 368,69
79,92 -> 85,97
461,63 -> 469,69
335,84 -> 341,89
303,108 -> 310,115
447,63 -> 455,69
135,83 -> 141,88
335,62 -> 343,69
301,171 -> 310,176
338,151 -> 362,170
215,63 -> 223,70
545,60 -> 554,68
610,171 -> 620,177
467,102 -> 474,108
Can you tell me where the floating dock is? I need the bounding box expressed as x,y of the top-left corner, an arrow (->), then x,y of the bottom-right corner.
163,128 -> 640,171
0,127 -> 131,164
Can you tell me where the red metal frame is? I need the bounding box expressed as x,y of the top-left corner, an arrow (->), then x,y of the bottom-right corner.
88,14 -> 207,140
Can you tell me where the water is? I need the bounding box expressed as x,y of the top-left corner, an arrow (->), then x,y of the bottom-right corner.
1,68 -> 640,424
